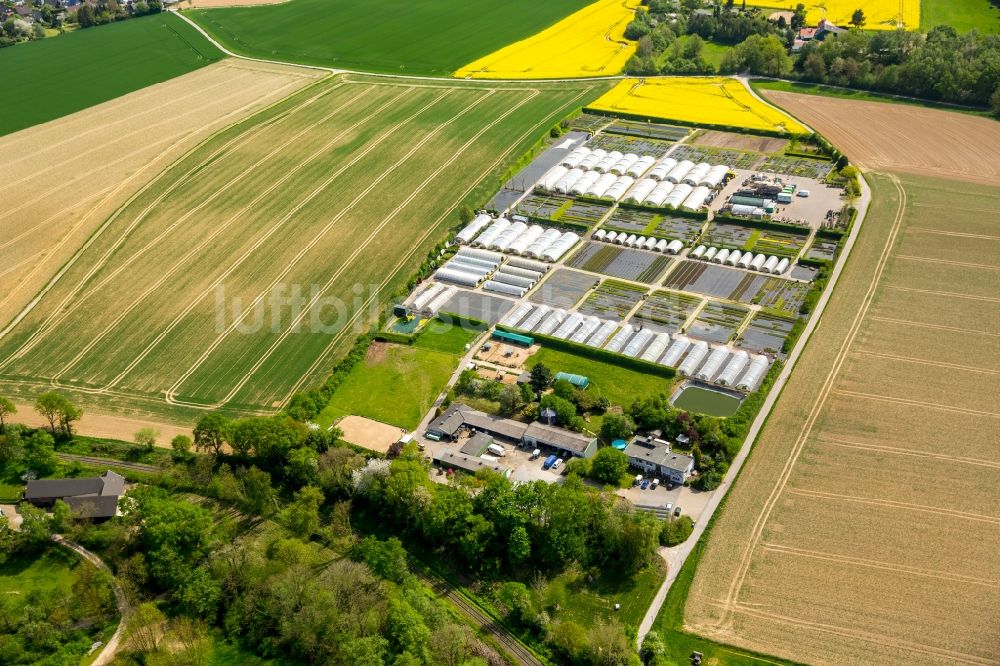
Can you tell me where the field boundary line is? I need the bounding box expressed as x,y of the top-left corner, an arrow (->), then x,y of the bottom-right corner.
282,86 -> 596,404
759,543 -> 1000,588
885,285 -> 1000,303
896,255 -> 1000,271
910,228 -> 1000,241
785,488 -> 1000,525
816,437 -> 1000,470
49,84 -> 392,383
869,316 -> 1000,338
718,173 -> 906,626
834,389 -> 999,418
0,76 -> 337,354
849,349 -> 1000,375
108,85 -> 446,393
179,88 -> 539,408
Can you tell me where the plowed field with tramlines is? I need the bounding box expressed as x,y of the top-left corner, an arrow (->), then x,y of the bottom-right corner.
0,74 -> 601,423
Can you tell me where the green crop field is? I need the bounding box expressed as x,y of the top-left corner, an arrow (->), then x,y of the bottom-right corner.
187,0 -> 587,75
0,74 -> 603,425
0,13 -> 223,136
922,0 -> 1000,33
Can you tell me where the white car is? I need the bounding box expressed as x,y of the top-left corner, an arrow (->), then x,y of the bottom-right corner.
551,458 -> 563,470
664,502 -> 672,512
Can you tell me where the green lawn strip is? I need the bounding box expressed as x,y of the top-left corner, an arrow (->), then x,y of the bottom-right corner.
0,546 -> 78,594
0,13 -> 224,135
700,40 -> 733,69
553,558 -> 667,631
187,0 -> 587,75
922,0 -> 1000,33
750,79 -> 993,116
413,323 -> 484,355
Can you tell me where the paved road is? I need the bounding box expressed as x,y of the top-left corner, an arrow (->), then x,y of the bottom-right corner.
633,173 -> 874,647
52,535 -> 130,666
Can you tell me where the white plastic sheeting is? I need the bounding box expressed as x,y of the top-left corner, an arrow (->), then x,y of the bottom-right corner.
554,168 -> 585,194
665,239 -> 684,255
642,236 -> 657,251
750,253 -> 767,271
664,183 -> 693,209
696,346 -> 729,381
457,247 -> 503,263
577,148 -> 607,171
535,309 -> 568,335
490,221 -> 528,252
603,176 -> 635,202
586,320 -> 618,348
569,170 -> 601,196
449,256 -> 498,272
541,232 -> 580,262
538,165 -> 569,191
507,257 -> 550,273
561,147 -> 590,169
622,329 -> 655,358
626,155 -> 656,178
644,181 -> 675,207
725,250 -> 742,266
570,316 -> 601,344
609,153 -> 639,176
762,256 -> 779,273
640,332 -> 671,363
716,350 -> 749,386
492,272 -> 535,289
483,280 -> 525,298
700,164 -> 729,189
660,336 -> 691,367
654,238 -> 669,253
703,247 -> 718,261
633,236 -> 647,249
682,163 -> 711,186
648,156 -> 677,181
498,265 -> 543,281
412,283 -> 445,310
435,267 -> 483,287
604,325 -> 634,353
606,231 -> 619,243
737,252 -> 754,269
586,172 -> 619,198
682,185 -> 711,211
713,248 -> 730,264
425,287 -> 457,314
678,340 -> 709,376
506,225 -> 546,255
773,257 -> 790,275
691,245 -> 707,259
501,302 -> 533,328
455,214 -> 492,244
473,218 -> 510,248
525,228 -> 562,258
593,229 -> 607,241
519,305 -> 550,331
593,150 -> 623,173
736,354 -> 769,391
553,312 -> 585,339
624,234 -> 638,247
665,160 -> 694,184
624,178 -> 657,203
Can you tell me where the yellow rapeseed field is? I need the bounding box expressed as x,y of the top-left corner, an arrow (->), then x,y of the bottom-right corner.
588,77 -> 809,134
747,0 -> 919,30
454,0 -> 641,79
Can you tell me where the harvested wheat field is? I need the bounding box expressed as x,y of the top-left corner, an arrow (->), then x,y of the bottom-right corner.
762,91 -> 1000,185
693,130 -> 788,153
683,171 -> 1000,666
0,74 -> 599,425
0,59 -> 322,329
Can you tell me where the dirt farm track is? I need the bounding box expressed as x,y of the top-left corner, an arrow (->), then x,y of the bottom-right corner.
762,90 -> 1000,186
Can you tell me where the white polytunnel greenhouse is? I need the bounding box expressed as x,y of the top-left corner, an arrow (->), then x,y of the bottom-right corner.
457,247 -> 502,263
623,329 -> 655,358
412,283 -> 444,310
678,340 -> 709,376
644,181 -> 675,207
483,280 -> 525,298
664,183 -> 693,209
737,252 -> 754,269
643,237 -> 657,251
553,312 -> 584,339
713,248 -> 730,264
535,309 -> 568,335
498,265 -> 543,281
609,153 -> 639,175
773,257 -> 790,274
725,250 -> 742,266
506,225 -> 546,255
538,165 -> 569,192
604,325 -> 634,353
700,164 -> 730,189
632,235 -> 647,248
492,273 -> 535,289
449,256 -> 498,272
455,213 -> 492,244
666,239 -> 684,254
586,320 -> 618,348
435,267 -> 484,287
660,336 -> 691,367
626,155 -> 656,178
593,229 -> 607,241
624,178 -> 657,204
736,354 -> 769,391
603,176 -> 635,202
691,245 -> 707,259
648,156 -> 677,181
593,150 -> 623,173
561,147 -> 590,169
472,218 -> 510,247
682,163 -> 711,186
501,302 -> 533,328
624,234 -> 638,247
425,287 -> 456,314
696,346 -> 729,381
570,316 -> 601,344
682,185 -> 711,211
577,148 -> 606,171
716,350 -> 749,386
507,257 -> 549,273
587,172 -> 619,198
569,170 -> 601,196
703,247 -> 718,261
554,168 -> 585,194
750,253 -> 767,271
665,160 -> 694,184
762,256 -> 780,273
729,204 -> 759,216
525,228 -> 562,258
519,305 -> 550,331
605,231 -> 619,243
653,238 -> 668,253
541,232 -> 580,262
490,221 -> 528,251
640,332 -> 671,363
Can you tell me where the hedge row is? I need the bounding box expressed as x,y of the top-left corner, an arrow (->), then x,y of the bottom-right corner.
583,107 -> 809,140
375,330 -> 417,345
436,312 -> 489,331
495,323 -> 676,380
796,256 -> 832,269
782,150 -> 832,162
815,227 -> 845,240
617,200 -> 709,219
711,214 -> 811,235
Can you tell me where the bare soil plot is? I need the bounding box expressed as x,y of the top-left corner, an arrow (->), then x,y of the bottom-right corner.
0,60 -> 322,328
632,290 -> 702,333
670,144 -> 761,170
737,312 -> 793,354
567,242 -> 672,283
529,269 -> 597,308
762,90 -> 1000,186
335,415 -> 404,454
683,172 -> 1000,666
0,74 -> 598,423
687,301 -> 748,344
693,130 -> 786,153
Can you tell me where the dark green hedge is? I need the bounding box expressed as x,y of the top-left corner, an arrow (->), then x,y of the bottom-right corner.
375,330 -> 417,345
816,228 -> 845,239
796,256 -> 832,269
782,150 -> 832,162
711,214 -> 811,235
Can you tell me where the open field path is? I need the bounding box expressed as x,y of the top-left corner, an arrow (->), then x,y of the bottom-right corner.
54,453 -> 161,474
12,402 -> 192,443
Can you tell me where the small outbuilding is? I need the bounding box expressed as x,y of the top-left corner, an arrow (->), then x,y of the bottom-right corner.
554,372 -> 589,389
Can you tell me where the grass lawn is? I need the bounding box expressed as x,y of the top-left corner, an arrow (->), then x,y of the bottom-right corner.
188,0 -> 587,75
0,471 -> 22,503
317,343 -> 463,430
0,13 -> 223,135
922,0 -> 1000,33
0,546 -> 79,594
527,346 -> 674,411
413,322 -> 484,355
554,558 -> 666,631
751,79 -> 993,116
700,40 -> 732,70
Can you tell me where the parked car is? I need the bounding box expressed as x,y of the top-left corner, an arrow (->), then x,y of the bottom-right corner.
673,506 -> 682,518
796,189 -> 810,197
664,502 -> 672,512
542,454 -> 557,470
634,474 -> 643,486
651,478 -> 660,489
530,448 -> 541,460
551,458 -> 563,470
640,479 -> 650,490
